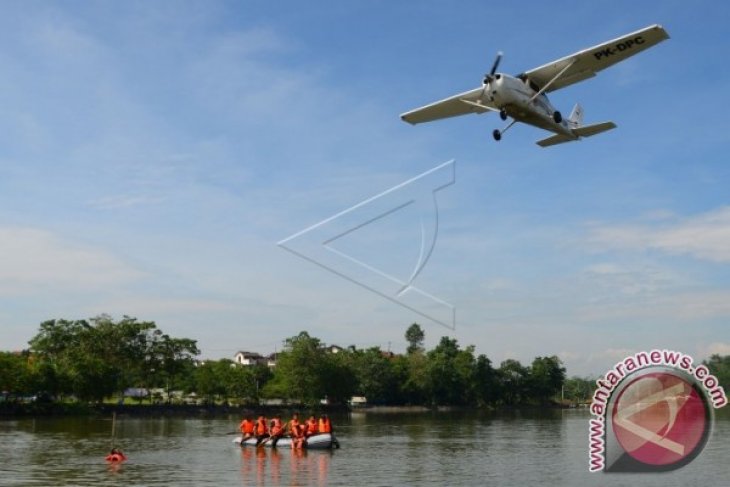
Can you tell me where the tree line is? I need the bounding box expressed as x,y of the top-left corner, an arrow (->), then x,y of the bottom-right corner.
2,317 -> 727,409
1,316 -> 199,403
1,318 -> 565,407
260,326 -> 568,408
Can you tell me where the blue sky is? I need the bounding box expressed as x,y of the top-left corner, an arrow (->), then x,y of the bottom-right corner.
1,1 -> 729,376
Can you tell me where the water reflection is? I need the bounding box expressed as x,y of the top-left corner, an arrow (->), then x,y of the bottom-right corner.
106,461 -> 124,475
238,446 -> 331,486
2,412 -> 728,486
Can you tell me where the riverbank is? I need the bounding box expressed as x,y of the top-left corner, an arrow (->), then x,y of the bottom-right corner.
1,400 -> 572,418
0,401 -> 352,418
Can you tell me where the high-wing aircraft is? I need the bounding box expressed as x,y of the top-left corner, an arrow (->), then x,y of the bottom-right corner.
400,25 -> 669,147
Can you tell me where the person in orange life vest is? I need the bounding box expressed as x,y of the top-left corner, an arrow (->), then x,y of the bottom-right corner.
305,415 -> 318,437
318,414 -> 332,434
105,448 -> 127,462
268,415 -> 285,447
288,413 -> 305,449
240,416 -> 255,441
288,413 -> 301,436
255,415 -> 269,446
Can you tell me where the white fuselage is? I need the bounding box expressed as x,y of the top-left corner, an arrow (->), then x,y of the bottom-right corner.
487,74 -> 573,136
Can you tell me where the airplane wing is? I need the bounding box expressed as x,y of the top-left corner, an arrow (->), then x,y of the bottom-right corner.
400,87 -> 495,125
522,24 -> 669,93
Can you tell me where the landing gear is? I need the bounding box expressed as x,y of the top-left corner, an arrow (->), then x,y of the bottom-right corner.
499,109 -> 508,121
553,111 -> 562,123
492,119 -> 516,142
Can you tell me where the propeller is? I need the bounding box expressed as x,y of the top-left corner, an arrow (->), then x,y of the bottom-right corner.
483,51 -> 503,84
478,51 -> 503,103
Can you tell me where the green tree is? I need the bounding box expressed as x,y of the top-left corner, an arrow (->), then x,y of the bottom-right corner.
497,359 -> 529,405
426,337 -> 477,406
218,362 -> 271,404
28,316 -> 199,403
474,354 -> 500,406
320,350 -> 358,405
396,350 -> 429,405
528,356 -> 566,404
0,351 -> 34,398
28,319 -> 86,398
265,332 -> 360,406
563,376 -> 595,404
85,315 -> 159,397
266,331 -> 327,406
704,354 -> 730,390
405,323 -> 425,354
194,360 -> 229,404
148,333 -> 200,401
352,347 -> 397,404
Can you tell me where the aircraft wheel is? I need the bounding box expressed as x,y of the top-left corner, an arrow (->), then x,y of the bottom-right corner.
499,109 -> 507,121
553,111 -> 562,123
492,129 -> 501,141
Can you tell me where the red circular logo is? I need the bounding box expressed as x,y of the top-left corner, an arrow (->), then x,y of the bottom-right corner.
611,371 -> 709,467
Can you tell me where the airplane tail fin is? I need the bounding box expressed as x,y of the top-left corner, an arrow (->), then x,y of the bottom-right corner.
568,103 -> 584,128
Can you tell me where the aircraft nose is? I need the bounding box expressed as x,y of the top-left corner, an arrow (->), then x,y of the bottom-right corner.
490,76 -> 502,100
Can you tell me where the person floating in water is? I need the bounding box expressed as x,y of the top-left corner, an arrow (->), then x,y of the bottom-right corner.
105,448 -> 127,462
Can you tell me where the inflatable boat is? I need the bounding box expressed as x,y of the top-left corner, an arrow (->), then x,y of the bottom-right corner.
233,433 -> 338,449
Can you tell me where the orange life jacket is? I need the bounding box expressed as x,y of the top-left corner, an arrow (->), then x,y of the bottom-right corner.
319,418 -> 332,433
241,419 -> 254,435
318,418 -> 331,433
289,418 -> 301,437
270,418 -> 283,436
256,417 -> 268,435
306,418 -> 318,434
105,452 -> 126,462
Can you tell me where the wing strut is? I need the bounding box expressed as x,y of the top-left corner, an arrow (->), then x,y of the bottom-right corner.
529,59 -> 576,102
459,99 -> 500,113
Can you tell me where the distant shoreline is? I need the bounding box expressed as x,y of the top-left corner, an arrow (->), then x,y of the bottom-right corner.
0,402 -> 345,418
0,401 -> 571,418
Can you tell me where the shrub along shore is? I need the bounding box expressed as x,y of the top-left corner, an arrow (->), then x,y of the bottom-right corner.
3,316 -> 728,417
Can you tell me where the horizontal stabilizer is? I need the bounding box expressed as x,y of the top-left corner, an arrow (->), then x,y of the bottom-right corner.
536,121 -> 617,147
536,133 -> 576,147
573,121 -> 616,137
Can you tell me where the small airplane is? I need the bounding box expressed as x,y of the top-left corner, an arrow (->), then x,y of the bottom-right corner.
400,24 -> 669,147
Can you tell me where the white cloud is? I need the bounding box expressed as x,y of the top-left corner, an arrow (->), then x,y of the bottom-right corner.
87,296 -> 237,317
0,227 -> 143,294
87,194 -> 165,210
586,206 -> 730,262
581,262 -> 678,299
571,289 -> 730,324
598,348 -> 637,361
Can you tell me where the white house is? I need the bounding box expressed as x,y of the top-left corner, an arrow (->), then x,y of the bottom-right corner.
233,351 -> 264,366
265,353 -> 278,368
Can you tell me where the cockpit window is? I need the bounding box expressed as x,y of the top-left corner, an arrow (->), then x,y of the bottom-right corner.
519,74 -> 542,93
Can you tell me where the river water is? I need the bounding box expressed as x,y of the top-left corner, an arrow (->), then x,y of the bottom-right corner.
1,409 -> 728,486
